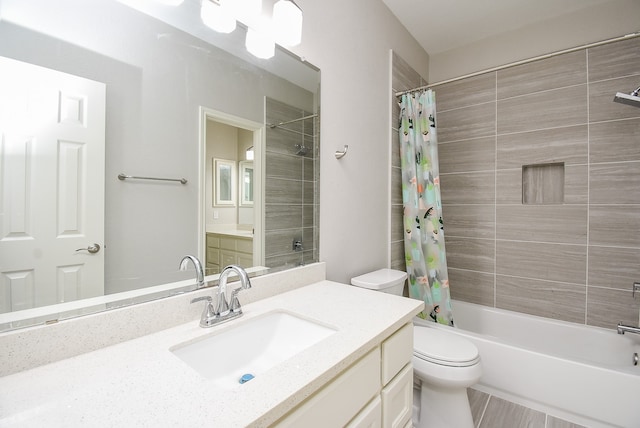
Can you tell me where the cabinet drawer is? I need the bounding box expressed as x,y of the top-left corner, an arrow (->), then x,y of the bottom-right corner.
381,364 -> 413,428
236,239 -> 253,254
381,323 -> 412,385
220,250 -> 236,266
275,348 -> 381,427
206,248 -> 220,265
206,234 -> 220,248
346,396 -> 382,428
220,237 -> 236,250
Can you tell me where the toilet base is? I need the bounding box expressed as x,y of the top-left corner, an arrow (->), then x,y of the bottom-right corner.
412,382 -> 474,428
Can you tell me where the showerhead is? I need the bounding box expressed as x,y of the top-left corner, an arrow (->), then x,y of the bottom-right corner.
613,86 -> 640,108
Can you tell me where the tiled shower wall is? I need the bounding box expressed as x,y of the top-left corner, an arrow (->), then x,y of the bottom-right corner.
391,37 -> 640,329
265,97 -> 318,269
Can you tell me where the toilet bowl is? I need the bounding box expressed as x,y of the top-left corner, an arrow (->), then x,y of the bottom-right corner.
351,269 -> 482,428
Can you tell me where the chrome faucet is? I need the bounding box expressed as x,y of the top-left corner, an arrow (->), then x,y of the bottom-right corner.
191,264 -> 252,328
617,323 -> 640,335
179,255 -> 205,289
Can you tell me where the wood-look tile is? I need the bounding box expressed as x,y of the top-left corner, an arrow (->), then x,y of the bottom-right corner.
266,152 -> 303,179
391,129 -> 401,168
590,161 -> 640,204
446,237 -> 495,273
390,204 -> 404,242
496,240 -> 586,284
391,166 -> 403,205
442,204 -> 495,239
496,275 -> 586,323
439,137 -> 495,174
392,51 -> 425,92
522,163 -> 564,205
496,205 -> 587,244
497,125 -> 587,169
265,204 -> 302,230
467,388 -> 490,428
589,76 -> 640,122
448,268 -> 495,307
266,99 -> 306,134
479,396 -> 545,428
303,157 -> 315,182
587,286 -> 640,329
435,72 -> 496,112
265,228 -> 303,257
589,118 -> 640,164
303,180 -> 314,205
266,127 -> 306,156
588,37 -> 640,82
390,240 -> 406,272
546,415 -> 587,428
497,85 -> 587,135
440,171 -> 495,205
302,204 -> 315,228
437,102 -> 496,143
265,177 -> 302,205
590,205 -> 640,247
496,165 -> 587,204
497,50 -> 587,100
588,246 -> 640,290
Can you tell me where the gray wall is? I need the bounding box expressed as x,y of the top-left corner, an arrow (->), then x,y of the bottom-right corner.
434,37 -> 640,329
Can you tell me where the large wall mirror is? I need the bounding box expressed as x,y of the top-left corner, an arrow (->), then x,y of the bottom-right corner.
0,0 -> 320,331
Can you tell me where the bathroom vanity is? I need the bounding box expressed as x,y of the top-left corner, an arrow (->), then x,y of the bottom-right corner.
0,264 -> 422,427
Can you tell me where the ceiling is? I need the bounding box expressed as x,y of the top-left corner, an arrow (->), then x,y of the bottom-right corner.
381,0 -> 615,55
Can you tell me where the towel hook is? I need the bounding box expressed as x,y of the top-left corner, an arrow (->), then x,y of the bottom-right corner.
335,145 -> 348,159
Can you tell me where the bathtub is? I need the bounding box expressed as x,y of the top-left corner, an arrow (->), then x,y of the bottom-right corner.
414,300 -> 640,428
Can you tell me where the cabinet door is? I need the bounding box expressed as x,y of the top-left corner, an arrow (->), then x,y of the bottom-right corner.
346,396 -> 382,428
220,250 -> 236,267
381,364 -> 413,428
381,323 -> 412,384
275,348 -> 381,427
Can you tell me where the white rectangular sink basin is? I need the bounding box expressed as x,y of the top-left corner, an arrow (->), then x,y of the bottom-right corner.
170,311 -> 336,389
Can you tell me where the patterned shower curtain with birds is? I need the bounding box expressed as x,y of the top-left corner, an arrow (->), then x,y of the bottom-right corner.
398,90 -> 453,325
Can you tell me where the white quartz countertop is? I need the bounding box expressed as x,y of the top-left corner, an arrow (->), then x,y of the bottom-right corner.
0,281 -> 423,427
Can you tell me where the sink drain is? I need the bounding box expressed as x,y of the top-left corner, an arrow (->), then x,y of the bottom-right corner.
239,373 -> 255,384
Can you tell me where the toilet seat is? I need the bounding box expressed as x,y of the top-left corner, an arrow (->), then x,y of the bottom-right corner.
413,326 -> 479,367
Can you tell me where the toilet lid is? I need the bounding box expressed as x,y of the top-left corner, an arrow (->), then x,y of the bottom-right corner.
413,326 -> 479,367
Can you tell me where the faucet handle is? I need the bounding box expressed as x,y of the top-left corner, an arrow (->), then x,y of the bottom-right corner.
229,289 -> 243,315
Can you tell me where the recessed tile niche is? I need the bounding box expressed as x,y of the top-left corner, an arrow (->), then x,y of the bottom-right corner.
522,163 -> 565,204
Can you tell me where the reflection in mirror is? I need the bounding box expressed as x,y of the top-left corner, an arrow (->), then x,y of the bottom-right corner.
240,161 -> 254,206
0,0 -> 320,331
214,159 -> 237,206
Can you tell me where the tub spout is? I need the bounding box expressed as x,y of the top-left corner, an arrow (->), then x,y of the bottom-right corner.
617,323 -> 640,335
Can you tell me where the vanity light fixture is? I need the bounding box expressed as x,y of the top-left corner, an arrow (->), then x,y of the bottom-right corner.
153,0 -> 185,5
201,0 -> 236,34
272,0 -> 302,47
245,24 -> 275,59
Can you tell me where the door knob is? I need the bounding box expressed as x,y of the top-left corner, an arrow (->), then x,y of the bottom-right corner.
75,243 -> 101,254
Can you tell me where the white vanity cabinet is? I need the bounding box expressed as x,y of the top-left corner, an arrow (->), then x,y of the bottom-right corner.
206,232 -> 253,271
274,322 -> 414,428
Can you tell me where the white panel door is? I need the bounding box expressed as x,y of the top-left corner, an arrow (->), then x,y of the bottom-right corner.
0,56 -> 106,313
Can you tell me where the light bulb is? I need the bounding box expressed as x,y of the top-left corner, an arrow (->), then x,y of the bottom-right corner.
201,0 -> 236,34
245,26 -> 275,59
272,0 -> 302,46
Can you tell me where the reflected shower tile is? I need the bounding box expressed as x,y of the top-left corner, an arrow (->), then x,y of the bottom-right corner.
266,151 -> 303,180
265,204 -> 302,230
547,415 -> 587,428
265,178 -> 302,205
392,51 -> 425,92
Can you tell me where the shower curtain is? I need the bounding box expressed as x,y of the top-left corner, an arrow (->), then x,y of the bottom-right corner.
398,90 -> 453,325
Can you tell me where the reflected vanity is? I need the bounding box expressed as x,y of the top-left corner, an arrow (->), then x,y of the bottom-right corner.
0,0 -> 320,331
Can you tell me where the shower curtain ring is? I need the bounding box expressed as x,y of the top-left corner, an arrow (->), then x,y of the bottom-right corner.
335,145 -> 348,159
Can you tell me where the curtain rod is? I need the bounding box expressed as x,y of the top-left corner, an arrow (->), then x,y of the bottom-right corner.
395,30 -> 640,98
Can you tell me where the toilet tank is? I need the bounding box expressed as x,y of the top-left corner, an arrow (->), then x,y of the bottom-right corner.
350,269 -> 408,296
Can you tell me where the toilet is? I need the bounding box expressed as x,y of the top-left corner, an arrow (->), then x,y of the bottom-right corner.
351,269 -> 482,428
